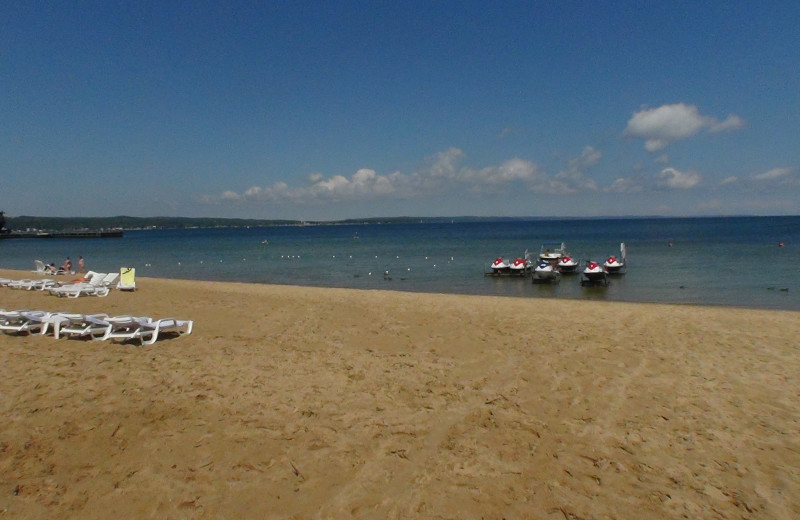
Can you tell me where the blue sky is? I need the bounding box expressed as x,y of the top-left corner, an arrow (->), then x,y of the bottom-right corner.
2,1 -> 798,220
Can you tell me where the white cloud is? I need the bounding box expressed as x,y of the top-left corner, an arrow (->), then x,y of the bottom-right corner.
422,147 -> 464,179
606,166 -> 703,193
605,177 -> 643,193
213,166 -> 415,206
720,176 -> 738,185
220,190 -> 241,200
656,167 -> 701,189
233,182 -> 304,204
709,114 -> 744,133
752,167 -> 793,181
296,169 -> 402,201
624,103 -> 744,151
551,146 -> 601,193
312,174 -> 350,194
461,158 -> 542,186
455,147 -> 600,195
205,146 -> 610,207
572,146 -> 602,170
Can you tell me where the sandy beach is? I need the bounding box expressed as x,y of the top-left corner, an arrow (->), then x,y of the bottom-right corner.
1,268 -> 799,519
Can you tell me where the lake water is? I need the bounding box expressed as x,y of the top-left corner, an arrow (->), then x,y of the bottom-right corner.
2,216 -> 798,310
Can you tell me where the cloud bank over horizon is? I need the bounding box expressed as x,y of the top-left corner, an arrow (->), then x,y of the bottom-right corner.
202,102 -> 792,216
207,145 -> 604,207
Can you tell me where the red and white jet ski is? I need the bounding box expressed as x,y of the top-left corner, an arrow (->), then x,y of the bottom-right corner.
603,243 -> 627,274
509,257 -> 532,274
581,260 -> 609,286
490,257 -> 511,274
557,254 -> 580,273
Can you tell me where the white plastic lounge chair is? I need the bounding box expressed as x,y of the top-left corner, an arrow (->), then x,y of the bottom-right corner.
0,278 -> 12,287
0,310 -> 47,335
49,272 -> 111,298
92,315 -> 192,345
8,278 -> 58,291
7,279 -> 34,289
0,309 -> 27,329
136,318 -> 194,345
54,313 -> 112,340
50,283 -> 109,298
34,279 -> 60,291
51,270 -> 99,285
89,315 -> 152,344
13,311 -> 74,336
101,272 -> 120,287
117,267 -> 136,291
52,271 -> 104,287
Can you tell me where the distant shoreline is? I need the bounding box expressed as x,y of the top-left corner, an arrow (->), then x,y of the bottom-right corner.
0,230 -> 123,240
4,213 -> 798,234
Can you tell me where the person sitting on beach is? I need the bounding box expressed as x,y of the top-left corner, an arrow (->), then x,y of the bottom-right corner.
61,257 -> 72,274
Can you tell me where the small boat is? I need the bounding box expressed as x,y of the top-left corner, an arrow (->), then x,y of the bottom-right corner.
532,260 -> 560,283
557,254 -> 580,273
581,261 -> 609,286
539,242 -> 566,262
508,257 -> 532,274
603,243 -> 627,274
490,257 -> 511,274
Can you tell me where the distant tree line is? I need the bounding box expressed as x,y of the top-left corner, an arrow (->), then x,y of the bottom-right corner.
2,214 -> 533,232
4,215 -> 302,232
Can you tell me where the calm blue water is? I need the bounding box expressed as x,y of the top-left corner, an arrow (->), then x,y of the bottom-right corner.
2,216 -> 799,310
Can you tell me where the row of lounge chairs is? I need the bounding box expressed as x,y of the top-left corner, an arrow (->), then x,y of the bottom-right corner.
0,309 -> 193,345
1,269 -> 135,297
